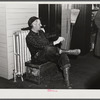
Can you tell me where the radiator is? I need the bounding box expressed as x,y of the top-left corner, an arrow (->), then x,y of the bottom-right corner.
13,30 -> 31,82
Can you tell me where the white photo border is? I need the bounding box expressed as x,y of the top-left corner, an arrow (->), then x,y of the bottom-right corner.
0,1 -> 100,99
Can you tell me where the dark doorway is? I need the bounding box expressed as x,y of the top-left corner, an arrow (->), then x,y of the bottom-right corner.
70,4 -> 92,55
39,4 -> 62,42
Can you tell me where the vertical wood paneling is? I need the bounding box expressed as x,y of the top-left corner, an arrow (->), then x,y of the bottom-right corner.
61,4 -> 71,50
6,3 -> 38,79
0,4 -> 8,79
0,3 -> 38,79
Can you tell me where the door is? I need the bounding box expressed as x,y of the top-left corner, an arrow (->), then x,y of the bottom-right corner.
39,4 -> 61,42
70,4 -> 92,55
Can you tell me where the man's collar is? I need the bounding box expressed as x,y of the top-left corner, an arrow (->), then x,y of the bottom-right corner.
30,30 -> 40,35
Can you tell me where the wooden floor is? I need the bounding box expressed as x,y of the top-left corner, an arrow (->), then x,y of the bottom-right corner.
0,52 -> 100,89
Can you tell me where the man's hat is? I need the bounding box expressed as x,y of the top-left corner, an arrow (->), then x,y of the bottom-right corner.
28,16 -> 39,27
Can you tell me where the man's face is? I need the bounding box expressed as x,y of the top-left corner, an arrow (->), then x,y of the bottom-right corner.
32,19 -> 42,31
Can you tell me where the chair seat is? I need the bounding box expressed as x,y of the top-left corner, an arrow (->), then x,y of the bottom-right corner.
25,60 -> 52,69
25,60 -> 41,69
25,60 -> 58,84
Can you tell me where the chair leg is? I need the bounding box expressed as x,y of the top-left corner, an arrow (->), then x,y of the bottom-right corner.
13,70 -> 17,82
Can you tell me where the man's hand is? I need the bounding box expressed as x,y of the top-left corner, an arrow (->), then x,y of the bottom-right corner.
58,37 -> 65,42
53,37 -> 65,45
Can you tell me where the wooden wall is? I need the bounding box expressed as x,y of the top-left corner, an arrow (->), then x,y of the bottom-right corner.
61,4 -> 71,50
0,3 -> 38,79
0,4 -> 8,79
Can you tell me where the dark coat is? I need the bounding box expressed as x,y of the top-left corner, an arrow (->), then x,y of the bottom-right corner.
94,9 -> 100,57
26,30 -> 58,64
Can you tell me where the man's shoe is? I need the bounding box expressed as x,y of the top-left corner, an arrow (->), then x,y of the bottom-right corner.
61,49 -> 81,55
67,49 -> 81,55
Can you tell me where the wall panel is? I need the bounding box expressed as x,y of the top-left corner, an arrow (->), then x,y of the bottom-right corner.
0,3 -> 38,79
0,4 -> 8,79
6,3 -> 38,79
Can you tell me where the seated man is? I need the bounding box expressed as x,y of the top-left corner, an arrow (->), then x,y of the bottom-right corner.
26,16 -> 81,85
